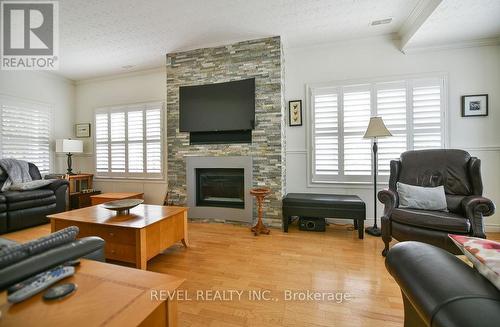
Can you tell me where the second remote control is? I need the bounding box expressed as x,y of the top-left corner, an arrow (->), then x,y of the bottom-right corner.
8,266 -> 75,304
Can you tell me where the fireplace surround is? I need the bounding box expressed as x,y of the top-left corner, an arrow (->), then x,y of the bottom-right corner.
186,156 -> 253,223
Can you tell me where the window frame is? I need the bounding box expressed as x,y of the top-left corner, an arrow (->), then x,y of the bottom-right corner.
0,94 -> 54,175
93,101 -> 165,180
306,73 -> 448,186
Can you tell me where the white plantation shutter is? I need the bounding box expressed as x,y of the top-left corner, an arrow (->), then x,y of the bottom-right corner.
342,87 -> 371,176
412,80 -> 443,150
95,102 -> 163,178
110,112 -> 126,173
312,91 -> 339,178
146,108 -> 161,173
310,75 -> 445,183
0,97 -> 51,174
127,110 -> 144,173
95,113 -> 109,173
376,82 -> 407,175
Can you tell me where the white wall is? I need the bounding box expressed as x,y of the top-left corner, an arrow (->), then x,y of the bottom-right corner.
0,71 -> 75,172
74,68 -> 167,204
284,37 -> 500,231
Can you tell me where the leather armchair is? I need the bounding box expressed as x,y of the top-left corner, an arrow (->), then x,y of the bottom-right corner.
386,241 -> 500,327
0,163 -> 68,234
379,149 -> 495,256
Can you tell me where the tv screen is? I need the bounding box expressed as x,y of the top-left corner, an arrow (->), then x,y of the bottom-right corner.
179,78 -> 255,132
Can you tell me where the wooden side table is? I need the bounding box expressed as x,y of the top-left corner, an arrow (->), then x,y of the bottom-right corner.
66,174 -> 97,209
250,187 -> 271,236
91,192 -> 144,205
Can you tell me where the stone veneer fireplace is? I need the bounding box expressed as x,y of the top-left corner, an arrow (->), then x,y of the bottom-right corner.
166,36 -> 286,225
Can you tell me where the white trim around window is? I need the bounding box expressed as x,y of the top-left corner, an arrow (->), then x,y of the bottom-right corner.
306,73 -> 448,185
93,101 -> 165,179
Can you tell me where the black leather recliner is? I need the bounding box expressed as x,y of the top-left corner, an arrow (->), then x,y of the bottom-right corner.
0,163 -> 68,234
386,241 -> 500,327
378,149 -> 495,256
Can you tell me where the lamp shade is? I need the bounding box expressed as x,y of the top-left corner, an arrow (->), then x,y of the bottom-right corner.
363,117 -> 392,138
55,139 -> 83,153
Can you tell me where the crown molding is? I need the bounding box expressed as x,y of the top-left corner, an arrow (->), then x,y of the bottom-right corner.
402,37 -> 500,54
284,33 -> 399,52
399,0 -> 442,51
75,66 -> 165,85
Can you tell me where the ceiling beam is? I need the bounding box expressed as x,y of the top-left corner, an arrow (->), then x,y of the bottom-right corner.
398,0 -> 443,52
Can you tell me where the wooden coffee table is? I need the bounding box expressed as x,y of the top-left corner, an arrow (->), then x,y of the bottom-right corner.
0,259 -> 184,326
48,205 -> 189,270
90,192 -> 144,206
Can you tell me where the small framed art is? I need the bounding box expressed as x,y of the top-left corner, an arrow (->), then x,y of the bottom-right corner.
75,123 -> 91,138
288,100 -> 302,126
462,94 -> 488,117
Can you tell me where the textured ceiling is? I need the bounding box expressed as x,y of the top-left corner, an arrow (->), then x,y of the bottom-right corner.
57,0 -> 500,81
59,0 -> 418,80
408,0 -> 500,47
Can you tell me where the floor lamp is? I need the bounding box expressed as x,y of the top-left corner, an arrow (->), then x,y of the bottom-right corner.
363,117 -> 392,237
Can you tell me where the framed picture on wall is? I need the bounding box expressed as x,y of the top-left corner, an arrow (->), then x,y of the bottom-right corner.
75,123 -> 91,137
288,100 -> 302,126
462,94 -> 488,117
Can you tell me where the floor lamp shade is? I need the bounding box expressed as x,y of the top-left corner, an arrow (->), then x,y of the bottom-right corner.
363,117 -> 392,139
363,117 -> 391,237
55,139 -> 83,175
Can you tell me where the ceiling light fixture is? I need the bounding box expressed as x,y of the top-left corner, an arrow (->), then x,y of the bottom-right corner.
370,18 -> 392,26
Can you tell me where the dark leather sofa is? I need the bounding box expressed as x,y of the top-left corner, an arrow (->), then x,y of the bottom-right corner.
0,163 -> 68,234
386,241 -> 500,327
0,226 -> 105,290
379,149 -> 495,256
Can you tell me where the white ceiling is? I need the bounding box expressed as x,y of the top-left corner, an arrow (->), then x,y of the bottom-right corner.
408,0 -> 500,48
59,0 -> 419,80
57,0 -> 500,81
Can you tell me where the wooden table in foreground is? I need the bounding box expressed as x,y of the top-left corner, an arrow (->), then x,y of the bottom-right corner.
0,259 -> 184,327
91,192 -> 144,206
48,205 -> 189,270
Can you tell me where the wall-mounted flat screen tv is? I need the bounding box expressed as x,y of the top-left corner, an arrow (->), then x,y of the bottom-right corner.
179,78 -> 255,132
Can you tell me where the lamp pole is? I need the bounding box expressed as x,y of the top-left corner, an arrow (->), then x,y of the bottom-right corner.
366,137 -> 381,236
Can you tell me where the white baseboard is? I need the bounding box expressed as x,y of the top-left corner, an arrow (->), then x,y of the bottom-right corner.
326,218 -> 500,233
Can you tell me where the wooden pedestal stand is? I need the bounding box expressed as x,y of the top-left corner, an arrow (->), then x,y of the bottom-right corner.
250,187 -> 271,236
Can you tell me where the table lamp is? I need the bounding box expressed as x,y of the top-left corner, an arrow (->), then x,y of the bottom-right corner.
363,117 -> 392,236
56,139 -> 83,175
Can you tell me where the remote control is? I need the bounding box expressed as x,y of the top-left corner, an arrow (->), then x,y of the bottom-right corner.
7,260 -> 80,295
8,266 -> 75,304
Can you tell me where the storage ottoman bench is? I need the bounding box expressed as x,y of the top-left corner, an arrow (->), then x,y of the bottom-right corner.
282,193 -> 366,239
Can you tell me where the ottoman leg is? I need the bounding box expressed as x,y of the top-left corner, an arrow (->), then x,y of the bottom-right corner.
357,219 -> 364,239
282,215 -> 289,233
353,220 -> 358,230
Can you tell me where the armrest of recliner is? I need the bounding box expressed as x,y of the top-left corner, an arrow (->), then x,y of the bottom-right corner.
378,189 -> 398,218
43,179 -> 69,192
386,241 -> 500,327
462,196 -> 495,238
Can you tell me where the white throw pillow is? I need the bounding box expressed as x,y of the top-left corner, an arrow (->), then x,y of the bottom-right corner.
397,182 -> 448,211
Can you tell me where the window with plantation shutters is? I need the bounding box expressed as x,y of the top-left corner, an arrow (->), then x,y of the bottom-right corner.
309,75 -> 446,183
0,96 -> 52,174
95,102 -> 163,178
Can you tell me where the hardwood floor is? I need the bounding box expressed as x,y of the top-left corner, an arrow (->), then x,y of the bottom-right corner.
4,223 -> 500,327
